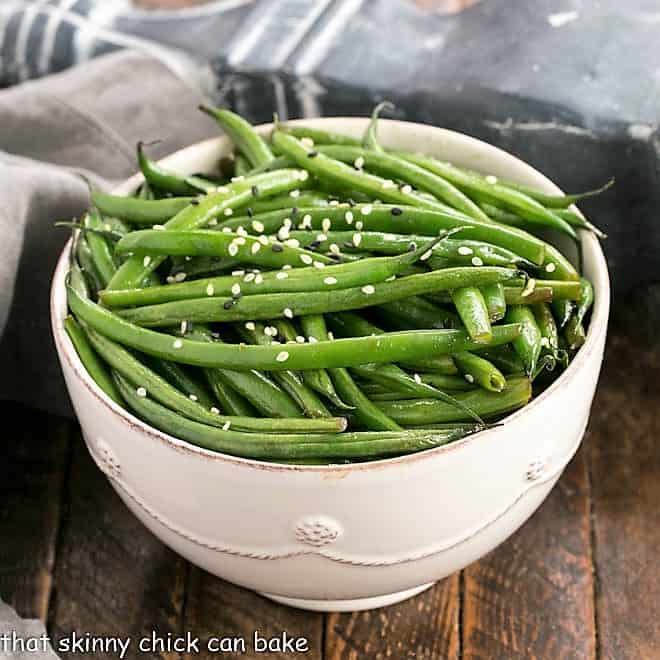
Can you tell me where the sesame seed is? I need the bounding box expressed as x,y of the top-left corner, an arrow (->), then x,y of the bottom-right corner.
458,246 -> 473,255
522,278 -> 537,297
322,218 -> 332,233
223,208 -> 233,216
174,272 -> 187,282
362,285 -> 375,295
282,264 -> 292,270
258,235 -> 269,245
327,331 -> 334,340
299,170 -> 310,181
420,250 -> 433,261
143,256 -> 151,267
251,185 -> 259,197
153,224 -> 166,230
231,176 -> 245,182
237,226 -> 248,237
189,394 -> 198,401
324,276 -> 338,285
401,184 -> 413,194
301,213 -> 312,228
471,256 -> 484,266
231,283 -> 241,296
382,179 -> 396,189
136,387 -> 147,397
228,243 -> 239,256
353,233 -> 362,247
222,421 -> 231,431
244,273 -> 256,282
252,220 -> 264,233
413,374 -> 422,384
391,207 -> 403,216
285,238 -> 300,248
301,137 -> 315,147
166,276 -> 175,284
361,204 -> 373,215
465,374 -> 475,383
316,233 -> 327,242
307,150 -> 318,158
485,175 -> 498,184
283,307 -> 294,319
173,339 -> 183,349
245,321 -> 256,331
264,326 -> 274,337
314,261 -> 325,269
251,242 -> 261,254
210,407 -> 220,415
235,236 -> 246,245
385,275 -> 396,282
300,254 -> 313,265
272,243 -> 284,253
354,156 -> 365,169
329,199 -> 340,206
223,300 -> 234,310
545,262 -> 556,273
216,186 -> 229,194
208,218 -> 218,226
231,270 -> 245,276
276,351 -> 289,363
355,220 -> 364,230
222,227 -> 232,234
296,335 -> 306,343
290,189 -> 300,198
185,256 -> 192,262
329,243 -> 341,255
276,271 -> 288,280
256,273 -> 264,284
345,211 -> 354,223
308,336 -> 318,344
180,321 -> 188,333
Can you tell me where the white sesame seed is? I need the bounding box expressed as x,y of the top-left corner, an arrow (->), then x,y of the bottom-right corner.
208,218 -> 218,226
223,208 -> 233,216
522,278 -> 537,297
231,176 -> 245,183
301,213 -> 312,228
222,226 -> 233,233
381,179 -> 396,189
222,421 -> 231,431
308,336 -> 318,344
300,254 -> 313,265
252,220 -> 265,233
298,170 -> 309,181
285,238 -> 300,248
245,321 -> 256,331
327,331 -> 335,340
258,235 -> 269,245
471,256 -> 484,266
277,228 -> 290,241
316,233 -> 328,242
180,321 -> 188,334
322,218 -> 332,233
244,273 -> 256,282
545,262 -> 556,273
210,407 -> 220,415
290,189 -> 301,198
282,264 -> 292,270
355,220 -> 364,230
189,394 -> 198,401
345,211 -> 354,223
329,200 -> 340,206
301,137 -> 315,148
485,175 -> 498,184
255,274 -> 264,284
236,226 -> 247,237
465,374 -> 475,383
142,256 -> 151,267
313,261 -> 325,269
324,276 -> 338,285
228,243 -> 239,256
136,387 -> 147,397
251,242 -> 261,254
420,250 -> 433,261
353,233 -> 362,247
216,186 -> 229,194
153,224 -> 166,231
235,236 -> 246,246
283,307 -> 294,319
205,283 -> 214,296
361,204 -> 373,215
276,271 -> 288,280
413,373 -> 422,384
361,285 -> 375,295
185,256 -> 192,261
174,272 -> 187,282
276,351 -> 289,362
231,283 -> 241,296
231,270 -> 245,276
458,246 -> 473,255
296,335 -> 306,343
401,184 -> 413,194
264,326 -> 274,337
385,275 -> 396,282
329,243 -> 340,255
166,276 -> 175,284
173,339 -> 183,349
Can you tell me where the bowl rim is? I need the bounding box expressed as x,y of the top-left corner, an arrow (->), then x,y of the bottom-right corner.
51,117 -> 610,473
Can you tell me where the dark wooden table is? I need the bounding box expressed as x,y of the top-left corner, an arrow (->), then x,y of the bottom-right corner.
2,302 -> 659,659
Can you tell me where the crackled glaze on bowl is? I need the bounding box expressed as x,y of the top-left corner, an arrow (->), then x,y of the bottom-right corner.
52,119 -> 609,611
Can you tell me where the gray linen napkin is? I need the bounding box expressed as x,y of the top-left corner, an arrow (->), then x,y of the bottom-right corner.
0,49 -> 217,417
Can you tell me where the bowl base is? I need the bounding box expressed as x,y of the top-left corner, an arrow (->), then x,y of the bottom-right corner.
259,582 -> 435,612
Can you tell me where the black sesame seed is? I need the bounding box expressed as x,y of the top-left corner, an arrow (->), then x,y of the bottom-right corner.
251,185 -> 259,197
246,207 -> 254,218
347,198 -> 356,207
291,207 -> 299,217
271,243 -> 284,252
307,150 -> 318,158
328,253 -> 342,261
309,240 -> 321,249
391,207 -> 403,216
223,300 -> 234,310
189,199 -> 200,205
408,242 -> 418,252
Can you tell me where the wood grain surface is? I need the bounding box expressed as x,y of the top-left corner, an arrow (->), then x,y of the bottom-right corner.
1,307 -> 658,659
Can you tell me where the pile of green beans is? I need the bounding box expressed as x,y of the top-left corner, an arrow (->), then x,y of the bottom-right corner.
62,104 -> 605,464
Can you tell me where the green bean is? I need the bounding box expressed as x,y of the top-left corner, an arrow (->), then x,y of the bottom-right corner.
376,297 -> 461,330
480,283 -> 507,322
451,287 -> 492,343
565,277 -> 594,350
242,191 -> 330,215
504,306 -> 543,376
219,205 -> 546,265
233,153 -> 251,177
362,101 -> 393,152
280,125 -> 361,147
199,105 -> 274,168
83,210 -> 117,287
349,364 -> 483,423
117,265 -> 518,327
116,372 -> 477,459
236,321 -> 331,418
492,178 -> 614,209
317,145 -> 491,222
64,317 -> 122,404
137,141 -> 216,195
92,192 -> 196,225
532,302 -> 560,354
148,358 -> 216,410
398,152 -> 577,239
417,373 -> 477,391
74,233 -> 103,296
68,258 -> 89,298
101,241 -> 442,309
138,181 -> 154,199
325,311 -> 459,374
473,346 -> 525,374
376,376 -> 531,425
551,299 -> 575,330
106,168 -> 309,291
204,368 -> 257,416
453,351 -> 506,392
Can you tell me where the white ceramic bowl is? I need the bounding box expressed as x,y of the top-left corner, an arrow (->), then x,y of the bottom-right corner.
51,118 -> 609,612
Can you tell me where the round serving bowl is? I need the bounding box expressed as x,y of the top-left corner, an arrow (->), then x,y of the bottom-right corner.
51,118 -> 609,612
